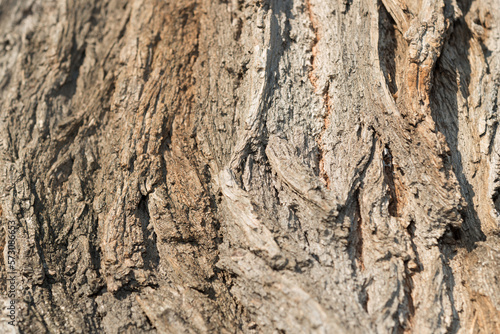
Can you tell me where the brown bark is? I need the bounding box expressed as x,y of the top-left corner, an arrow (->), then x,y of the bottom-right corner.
0,0 -> 499,333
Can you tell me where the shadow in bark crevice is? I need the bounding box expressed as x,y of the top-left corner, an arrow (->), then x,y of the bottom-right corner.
430,3 -> 483,332
378,3 -> 400,98
138,194 -> 160,271
430,14 -> 486,249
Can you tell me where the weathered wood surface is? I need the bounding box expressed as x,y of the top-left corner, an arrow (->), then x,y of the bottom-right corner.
0,0 -> 499,332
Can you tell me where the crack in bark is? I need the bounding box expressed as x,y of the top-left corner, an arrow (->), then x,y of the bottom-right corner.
382,144 -> 400,217
399,269 -> 416,334
353,191 -> 364,271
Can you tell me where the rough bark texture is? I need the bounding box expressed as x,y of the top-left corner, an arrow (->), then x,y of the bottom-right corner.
0,0 -> 499,333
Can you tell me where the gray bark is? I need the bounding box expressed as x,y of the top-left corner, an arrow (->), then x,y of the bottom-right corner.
0,0 -> 499,333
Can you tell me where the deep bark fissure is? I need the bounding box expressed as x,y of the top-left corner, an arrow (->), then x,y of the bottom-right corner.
382,144 -> 399,217
378,1 -> 400,98
353,190 -> 364,271
430,17 -> 487,246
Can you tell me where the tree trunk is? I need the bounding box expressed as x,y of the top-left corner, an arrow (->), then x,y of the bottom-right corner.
0,0 -> 499,332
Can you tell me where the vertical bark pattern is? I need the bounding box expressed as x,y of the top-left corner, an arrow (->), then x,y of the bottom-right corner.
0,0 -> 499,333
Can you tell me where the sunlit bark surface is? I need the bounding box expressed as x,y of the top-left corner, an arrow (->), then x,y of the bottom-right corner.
0,0 -> 499,333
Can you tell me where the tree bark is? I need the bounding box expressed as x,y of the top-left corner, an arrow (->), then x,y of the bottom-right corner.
0,0 -> 499,333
